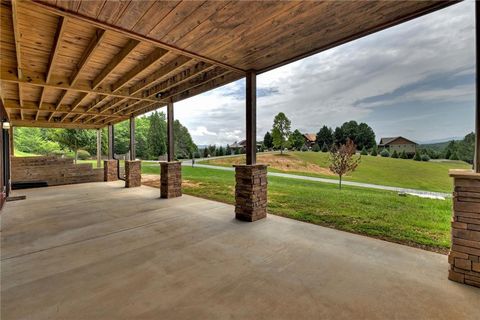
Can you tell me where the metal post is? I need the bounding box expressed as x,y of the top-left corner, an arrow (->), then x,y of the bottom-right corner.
129,116 -> 136,160
246,70 -> 257,165
167,102 -> 174,162
475,1 -> 480,173
108,124 -> 114,159
96,128 -> 101,167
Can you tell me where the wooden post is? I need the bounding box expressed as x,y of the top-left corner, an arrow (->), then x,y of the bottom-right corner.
9,126 -> 14,156
108,124 -> 114,159
246,70 -> 257,165
475,1 -> 480,173
167,102 -> 174,162
96,128 -> 101,167
129,116 -> 135,160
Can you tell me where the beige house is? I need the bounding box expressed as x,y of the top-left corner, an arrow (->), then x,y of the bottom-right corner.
378,136 -> 417,155
303,133 -> 317,147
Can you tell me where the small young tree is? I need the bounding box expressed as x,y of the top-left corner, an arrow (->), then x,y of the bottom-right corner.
413,152 -> 422,161
312,143 -> 321,152
380,149 -> 390,157
289,129 -> 305,150
301,144 -> 308,152
370,145 -> 378,156
391,150 -> 398,158
321,142 -> 329,152
271,112 -> 291,154
360,147 -> 368,155
329,139 -> 361,190
399,150 -> 408,159
52,129 -> 93,164
421,154 -> 430,162
263,131 -> 274,149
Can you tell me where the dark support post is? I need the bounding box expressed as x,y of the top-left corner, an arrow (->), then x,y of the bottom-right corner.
96,128 -> 101,168
104,124 -> 117,182
475,1 -> 480,173
107,124 -> 114,159
167,102 -> 174,162
129,116 -> 136,160
246,71 -> 256,165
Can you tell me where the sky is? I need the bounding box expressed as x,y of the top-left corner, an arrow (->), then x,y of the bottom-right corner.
172,0 -> 475,146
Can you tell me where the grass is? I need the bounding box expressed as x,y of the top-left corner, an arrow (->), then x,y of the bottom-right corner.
142,164 -> 451,252
13,149 -> 38,157
202,151 -> 471,193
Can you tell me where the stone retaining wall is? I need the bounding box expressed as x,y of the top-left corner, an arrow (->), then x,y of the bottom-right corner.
160,161 -> 182,198
234,164 -> 268,222
448,170 -> 480,288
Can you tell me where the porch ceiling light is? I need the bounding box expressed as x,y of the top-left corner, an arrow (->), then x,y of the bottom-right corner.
2,121 -> 10,129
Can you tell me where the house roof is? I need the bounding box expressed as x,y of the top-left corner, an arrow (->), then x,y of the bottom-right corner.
379,136 -> 418,146
303,133 -> 316,142
0,0 -> 456,129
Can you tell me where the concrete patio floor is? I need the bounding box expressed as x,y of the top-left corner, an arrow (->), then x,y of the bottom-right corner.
1,181 -> 479,319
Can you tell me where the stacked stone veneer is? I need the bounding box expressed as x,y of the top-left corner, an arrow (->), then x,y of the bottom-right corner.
160,162 -> 182,198
104,160 -> 118,182
234,164 -> 268,222
125,160 -> 141,188
448,170 -> 480,288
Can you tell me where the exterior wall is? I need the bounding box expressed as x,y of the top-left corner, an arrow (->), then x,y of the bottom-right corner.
160,161 -> 182,198
387,143 -> 417,154
12,156 -> 103,186
234,164 -> 268,222
448,170 -> 480,288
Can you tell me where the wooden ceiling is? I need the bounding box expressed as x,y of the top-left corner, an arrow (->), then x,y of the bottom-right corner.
0,0 -> 457,129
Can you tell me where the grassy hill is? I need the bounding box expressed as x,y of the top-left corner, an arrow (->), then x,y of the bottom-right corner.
202,151 -> 471,193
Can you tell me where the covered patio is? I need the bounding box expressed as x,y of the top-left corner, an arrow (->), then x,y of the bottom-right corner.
1,0 -> 480,318
2,181 -> 479,319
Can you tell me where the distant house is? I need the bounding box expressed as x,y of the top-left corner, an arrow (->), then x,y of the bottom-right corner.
303,133 -> 316,147
230,140 -> 246,151
378,136 -> 417,154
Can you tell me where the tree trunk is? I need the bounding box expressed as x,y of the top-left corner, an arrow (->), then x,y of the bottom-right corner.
74,150 -> 78,164
339,175 -> 342,190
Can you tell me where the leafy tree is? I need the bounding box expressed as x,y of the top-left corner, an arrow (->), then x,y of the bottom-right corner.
449,152 -> 459,160
356,122 -> 376,150
370,145 -> 378,156
271,112 -> 291,154
321,142 -> 329,152
340,120 -> 359,143
360,147 -> 368,155
217,146 -> 225,156
316,126 -> 333,148
226,144 -> 231,155
203,148 -> 209,158
391,150 -> 398,158
380,149 -> 390,157
312,143 -> 321,152
263,131 -> 273,149
147,111 -> 167,159
174,120 -> 197,159
289,129 -> 304,150
329,139 -> 361,190
333,127 -> 345,145
51,129 -> 93,163
413,152 -> 422,161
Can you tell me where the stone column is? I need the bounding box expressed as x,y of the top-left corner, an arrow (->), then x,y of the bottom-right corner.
448,170 -> 480,288
125,160 -> 141,188
104,159 -> 118,182
160,161 -> 182,198
234,164 -> 268,222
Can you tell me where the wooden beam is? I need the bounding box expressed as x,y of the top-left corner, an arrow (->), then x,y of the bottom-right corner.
128,56 -> 192,96
87,97 -> 128,123
60,92 -> 89,122
47,16 -> 67,83
245,71 -> 256,165
48,90 -> 68,121
0,68 -> 159,103
70,29 -> 106,86
111,48 -> 168,93
92,39 -> 140,89
11,0 -> 22,80
30,1 -> 246,75
36,88 -> 46,120
108,124 -> 114,159
96,128 -> 102,168
167,102 -> 174,162
10,118 -> 103,129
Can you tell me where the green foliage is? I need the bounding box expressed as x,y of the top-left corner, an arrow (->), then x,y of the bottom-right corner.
51,129 -> 93,163
316,125 -> 333,149
226,145 -> 232,155
360,147 -> 368,155
413,153 -> 422,161
263,131 -> 273,149
333,127 -> 344,145
301,144 -> 308,152
146,111 -> 167,159
321,142 -> 329,152
449,152 -> 459,160
76,150 -> 91,160
271,112 -> 291,153
370,145 -> 378,156
289,129 -> 305,150
391,150 -> 398,158
174,120 -> 197,159
14,127 -> 61,155
421,154 -> 430,162
399,150 -> 408,159
380,149 -> 390,157
312,143 -> 321,152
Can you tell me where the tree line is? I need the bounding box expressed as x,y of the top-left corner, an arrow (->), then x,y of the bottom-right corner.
14,111 -> 197,161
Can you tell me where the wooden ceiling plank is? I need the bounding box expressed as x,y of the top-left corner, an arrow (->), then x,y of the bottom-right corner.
92,39 -> 140,89
48,90 -> 68,121
10,118 -> 104,129
111,48 -> 168,92
36,87 -> 46,120
70,28 -> 107,86
11,0 -> 22,79
46,16 -> 67,83
128,55 -> 192,96
60,92 -> 89,122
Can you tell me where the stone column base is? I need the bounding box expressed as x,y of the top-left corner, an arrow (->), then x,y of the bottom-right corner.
234,164 -> 268,222
104,159 -> 118,182
125,160 -> 141,188
160,161 -> 182,198
448,170 -> 480,288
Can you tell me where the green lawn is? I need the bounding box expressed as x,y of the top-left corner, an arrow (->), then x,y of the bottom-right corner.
203,152 -> 470,193
141,164 -> 451,252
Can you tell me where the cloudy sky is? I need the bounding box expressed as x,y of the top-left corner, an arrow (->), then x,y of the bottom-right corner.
173,1 -> 475,146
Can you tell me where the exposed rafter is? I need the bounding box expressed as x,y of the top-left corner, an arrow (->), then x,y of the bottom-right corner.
70,29 -> 106,86
60,92 -> 89,122
46,16 -> 67,83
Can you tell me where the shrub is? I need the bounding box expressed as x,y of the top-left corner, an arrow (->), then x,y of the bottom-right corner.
399,150 -> 408,159
321,142 -> 329,152
380,149 -> 390,157
370,146 -> 378,156
301,144 -> 309,152
391,150 -> 398,158
421,154 -> 430,162
77,149 -> 91,160
413,153 -> 422,161
360,147 -> 368,155
312,143 -> 321,152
